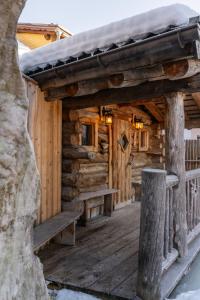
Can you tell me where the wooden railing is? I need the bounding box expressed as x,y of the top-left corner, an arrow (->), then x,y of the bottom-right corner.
137,168 -> 200,300
185,140 -> 200,171
186,168 -> 200,242
163,175 -> 178,260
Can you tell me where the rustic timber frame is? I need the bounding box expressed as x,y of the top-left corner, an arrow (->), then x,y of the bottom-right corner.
24,16 -> 200,300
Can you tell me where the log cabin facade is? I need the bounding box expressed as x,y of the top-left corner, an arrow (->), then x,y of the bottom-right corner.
21,5 -> 200,300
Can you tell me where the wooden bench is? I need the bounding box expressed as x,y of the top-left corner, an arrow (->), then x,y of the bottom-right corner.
131,179 -> 142,201
33,211 -> 81,252
73,188 -> 119,225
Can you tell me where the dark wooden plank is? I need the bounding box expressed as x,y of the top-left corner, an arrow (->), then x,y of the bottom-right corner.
46,225 -> 139,282
112,272 -> 138,299
39,203 -> 141,299
66,241 -> 139,289
40,203 -> 140,277
90,253 -> 138,294
34,211 -> 81,251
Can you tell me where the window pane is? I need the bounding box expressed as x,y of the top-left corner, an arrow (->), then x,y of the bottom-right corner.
82,124 -> 93,146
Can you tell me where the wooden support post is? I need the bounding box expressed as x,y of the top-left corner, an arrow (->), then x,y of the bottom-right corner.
104,194 -> 113,216
137,169 -> 166,300
165,92 -> 188,257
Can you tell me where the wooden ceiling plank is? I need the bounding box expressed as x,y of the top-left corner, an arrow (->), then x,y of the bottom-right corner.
144,102 -> 164,122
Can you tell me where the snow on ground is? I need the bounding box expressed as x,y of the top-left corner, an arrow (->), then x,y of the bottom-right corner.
20,4 -> 198,73
49,289 -> 101,300
169,290 -> 200,300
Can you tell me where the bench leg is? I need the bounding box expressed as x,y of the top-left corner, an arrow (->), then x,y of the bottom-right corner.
104,194 -> 113,217
80,201 -> 89,226
54,222 -> 76,246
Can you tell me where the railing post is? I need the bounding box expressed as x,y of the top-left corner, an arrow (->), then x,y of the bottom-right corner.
137,168 -> 166,300
165,92 -> 188,257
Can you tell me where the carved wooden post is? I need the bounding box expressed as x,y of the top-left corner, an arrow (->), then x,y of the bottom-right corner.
165,92 -> 188,257
137,169 -> 166,300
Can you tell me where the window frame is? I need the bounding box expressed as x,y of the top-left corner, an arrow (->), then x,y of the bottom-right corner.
79,118 -> 98,151
138,129 -> 149,152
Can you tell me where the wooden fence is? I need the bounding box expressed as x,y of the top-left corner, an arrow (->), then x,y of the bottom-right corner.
137,168 -> 200,300
185,140 -> 200,170
163,176 -> 179,261
186,169 -> 200,242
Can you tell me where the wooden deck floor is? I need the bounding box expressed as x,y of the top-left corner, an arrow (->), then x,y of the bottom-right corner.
39,202 -> 140,299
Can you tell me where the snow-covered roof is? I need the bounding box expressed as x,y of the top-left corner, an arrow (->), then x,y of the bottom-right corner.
20,4 -> 198,74
18,40 -> 31,57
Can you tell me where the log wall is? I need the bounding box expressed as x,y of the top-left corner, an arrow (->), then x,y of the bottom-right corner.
26,78 -> 62,224
131,123 -> 164,195
62,104 -> 165,219
62,105 -> 109,219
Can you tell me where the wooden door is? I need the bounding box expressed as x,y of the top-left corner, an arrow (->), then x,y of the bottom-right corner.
112,117 -> 132,209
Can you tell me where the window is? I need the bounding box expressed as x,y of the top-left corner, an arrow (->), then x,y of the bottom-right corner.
118,133 -> 129,152
79,118 -> 98,151
81,124 -> 93,146
139,129 -> 149,151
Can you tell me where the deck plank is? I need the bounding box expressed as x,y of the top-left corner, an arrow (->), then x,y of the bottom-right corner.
90,253 -> 139,294
39,203 -> 140,299
112,272 -> 138,299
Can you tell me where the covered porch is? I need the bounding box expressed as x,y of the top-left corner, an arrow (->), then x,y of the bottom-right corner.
21,5 -> 200,300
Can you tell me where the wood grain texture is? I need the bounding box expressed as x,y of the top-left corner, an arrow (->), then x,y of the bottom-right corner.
165,92 -> 188,257
26,81 -> 62,224
137,169 -> 166,300
39,203 -> 141,299
34,211 -> 81,251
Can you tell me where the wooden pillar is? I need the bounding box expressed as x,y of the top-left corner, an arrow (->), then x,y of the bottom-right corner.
165,92 -> 188,257
137,169 -> 166,300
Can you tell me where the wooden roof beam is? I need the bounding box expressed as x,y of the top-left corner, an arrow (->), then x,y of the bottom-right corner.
163,59 -> 200,80
44,59 -> 200,101
62,73 -> 200,109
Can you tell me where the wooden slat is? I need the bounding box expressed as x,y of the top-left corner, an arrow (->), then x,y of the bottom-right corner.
26,81 -> 62,224
75,188 -> 119,202
34,211 -> 81,251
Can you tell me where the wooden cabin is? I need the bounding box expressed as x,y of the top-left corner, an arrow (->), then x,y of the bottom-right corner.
21,4 -> 200,300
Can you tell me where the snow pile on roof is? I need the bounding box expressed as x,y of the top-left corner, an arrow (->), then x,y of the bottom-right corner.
20,4 -> 198,73
169,289 -> 200,300
17,40 -> 31,57
50,289 -> 100,300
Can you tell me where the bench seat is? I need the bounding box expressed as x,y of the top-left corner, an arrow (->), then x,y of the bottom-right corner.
73,188 -> 119,225
74,188 -> 119,202
33,211 -> 81,252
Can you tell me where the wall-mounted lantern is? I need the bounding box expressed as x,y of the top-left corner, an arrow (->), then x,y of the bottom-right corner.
100,107 -> 113,125
132,115 -> 144,129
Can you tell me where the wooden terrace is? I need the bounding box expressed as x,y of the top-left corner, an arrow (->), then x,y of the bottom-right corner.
39,203 -> 140,299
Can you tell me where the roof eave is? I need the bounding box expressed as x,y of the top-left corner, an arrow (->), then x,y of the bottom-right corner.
29,23 -> 200,89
